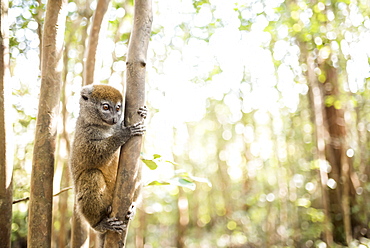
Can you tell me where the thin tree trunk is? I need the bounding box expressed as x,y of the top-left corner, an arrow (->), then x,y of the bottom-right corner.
0,0 -> 13,247
103,0 -> 152,246
27,0 -> 67,247
135,209 -> 145,248
78,0 -> 93,86
89,229 -> 98,247
270,114 -> 290,245
354,100 -> 369,237
307,52 -> 334,246
177,188 -> 189,248
33,0 -> 43,68
58,48 -> 72,248
71,204 -> 90,248
58,161 -> 70,248
340,143 -> 352,244
83,0 -> 111,86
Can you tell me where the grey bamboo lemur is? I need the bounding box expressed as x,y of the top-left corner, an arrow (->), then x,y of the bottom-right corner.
70,84 -> 146,233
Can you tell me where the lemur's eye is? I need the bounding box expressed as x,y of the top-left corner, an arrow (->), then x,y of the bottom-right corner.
103,104 -> 109,110
116,105 -> 120,112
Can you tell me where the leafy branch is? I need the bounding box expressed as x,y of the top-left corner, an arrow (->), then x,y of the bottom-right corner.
141,154 -> 212,190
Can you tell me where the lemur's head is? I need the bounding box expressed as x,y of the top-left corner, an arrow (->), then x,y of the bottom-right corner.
80,84 -> 123,126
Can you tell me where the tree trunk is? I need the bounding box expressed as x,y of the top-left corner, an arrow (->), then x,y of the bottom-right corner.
58,54 -> 72,248
0,0 -> 13,247
135,209 -> 145,248
320,64 -> 353,245
176,188 -> 189,248
103,0 -> 152,246
306,52 -> 334,246
27,0 -> 67,247
71,205 -> 90,248
33,0 -> 43,68
57,162 -> 71,248
83,0 -> 111,86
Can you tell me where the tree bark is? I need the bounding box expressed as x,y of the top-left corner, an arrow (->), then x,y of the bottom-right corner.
321,64 -> 353,245
83,0 -> 111,86
27,0 -> 67,247
0,0 -> 13,247
103,0 -> 152,246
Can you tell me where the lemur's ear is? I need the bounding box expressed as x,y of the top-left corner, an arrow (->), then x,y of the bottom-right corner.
80,85 -> 94,101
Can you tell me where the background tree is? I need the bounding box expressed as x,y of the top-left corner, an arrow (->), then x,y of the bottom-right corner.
276,0 -> 367,244
27,0 -> 67,247
84,0 -> 110,86
0,0 -> 13,247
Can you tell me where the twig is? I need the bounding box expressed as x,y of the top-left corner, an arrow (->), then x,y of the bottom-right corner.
12,186 -> 73,204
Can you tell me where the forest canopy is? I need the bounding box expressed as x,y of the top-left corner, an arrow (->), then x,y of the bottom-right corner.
4,0 -> 370,247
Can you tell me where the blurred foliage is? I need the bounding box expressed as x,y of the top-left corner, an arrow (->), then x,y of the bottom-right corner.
7,0 -> 370,247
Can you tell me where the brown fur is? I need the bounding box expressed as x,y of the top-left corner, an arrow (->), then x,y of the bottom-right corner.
90,85 -> 122,103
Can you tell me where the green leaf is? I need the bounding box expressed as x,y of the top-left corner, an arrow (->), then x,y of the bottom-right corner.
145,178 -> 196,190
169,177 -> 196,190
142,159 -> 158,170
146,180 -> 170,186
174,169 -> 212,187
141,155 -> 211,189
153,154 -> 162,159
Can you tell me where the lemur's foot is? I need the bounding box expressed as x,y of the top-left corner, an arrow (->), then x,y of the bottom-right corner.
94,216 -> 126,234
126,202 -> 136,220
129,122 -> 146,136
137,106 -> 147,119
